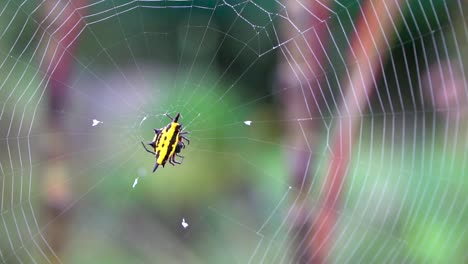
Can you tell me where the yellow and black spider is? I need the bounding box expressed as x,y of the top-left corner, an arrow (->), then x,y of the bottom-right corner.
141,113 -> 190,172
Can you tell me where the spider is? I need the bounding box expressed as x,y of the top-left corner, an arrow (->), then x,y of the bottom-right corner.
141,113 -> 190,172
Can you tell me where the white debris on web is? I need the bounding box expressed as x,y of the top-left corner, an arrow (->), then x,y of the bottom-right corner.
181,218 -> 189,229
244,120 -> 252,126
139,116 -> 147,126
132,177 -> 139,188
132,168 -> 147,189
92,119 -> 103,127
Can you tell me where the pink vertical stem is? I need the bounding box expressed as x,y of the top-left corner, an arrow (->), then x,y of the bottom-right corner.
309,0 -> 405,263
276,0 -> 332,263
41,0 -> 87,261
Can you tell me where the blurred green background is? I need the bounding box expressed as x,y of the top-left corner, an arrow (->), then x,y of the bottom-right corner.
0,0 -> 467,263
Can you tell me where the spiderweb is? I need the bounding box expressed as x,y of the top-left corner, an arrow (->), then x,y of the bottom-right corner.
0,0 -> 467,263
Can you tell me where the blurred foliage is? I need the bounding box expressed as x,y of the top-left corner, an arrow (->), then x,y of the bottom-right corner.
0,0 -> 466,263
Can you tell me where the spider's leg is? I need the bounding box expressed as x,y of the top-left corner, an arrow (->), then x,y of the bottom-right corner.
178,141 -> 186,148
154,128 -> 162,134
176,142 -> 185,152
165,113 -> 174,120
168,158 -> 175,166
141,142 -> 156,155
175,144 -> 182,155
176,153 -> 184,158
181,136 -> 190,145
172,155 -> 182,164
180,131 -> 190,135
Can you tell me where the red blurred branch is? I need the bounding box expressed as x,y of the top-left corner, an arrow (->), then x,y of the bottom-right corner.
276,0 -> 332,263
309,0 -> 406,263
44,0 -> 87,120
41,0 -> 87,261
